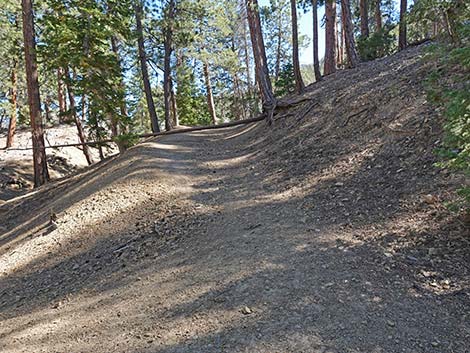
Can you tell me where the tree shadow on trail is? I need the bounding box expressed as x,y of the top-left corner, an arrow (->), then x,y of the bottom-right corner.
0,44 -> 469,352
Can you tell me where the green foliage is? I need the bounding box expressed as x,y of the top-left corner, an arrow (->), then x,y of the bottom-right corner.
424,30 -> 470,208
176,61 -> 211,126
357,26 -> 395,61
408,0 -> 470,45
40,0 -> 133,140
274,63 -> 295,96
114,132 -> 139,148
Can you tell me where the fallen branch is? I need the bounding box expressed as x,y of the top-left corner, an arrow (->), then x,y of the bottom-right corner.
5,116 -> 265,151
296,101 -> 319,121
342,107 -> 370,127
277,96 -> 313,108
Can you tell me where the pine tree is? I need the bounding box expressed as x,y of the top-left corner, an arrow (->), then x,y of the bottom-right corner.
311,0 -> 322,81
290,0 -> 305,93
162,0 -> 176,131
341,0 -> 359,67
21,0 -> 49,187
360,0 -> 370,38
375,0 -> 382,32
324,0 -> 337,75
398,0 -> 407,50
246,0 -> 276,122
135,0 -> 160,132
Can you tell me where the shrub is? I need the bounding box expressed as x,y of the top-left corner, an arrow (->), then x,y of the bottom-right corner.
357,26 -> 395,61
425,25 -> 470,209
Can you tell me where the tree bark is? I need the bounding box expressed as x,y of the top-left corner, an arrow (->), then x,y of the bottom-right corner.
341,0 -> 359,67
336,12 -> 341,65
170,78 -> 179,127
246,0 -> 276,122
110,36 -> 128,152
44,97 -> 51,123
111,36 -> 129,123
242,17 -> 252,93
311,0 -> 322,81
57,67 -> 67,123
21,0 -> 49,187
360,0 -> 369,38
324,0 -> 337,75
290,0 -> 305,93
163,0 -> 175,131
398,0 -> 407,50
375,0 -> 382,32
81,94 -> 87,122
65,70 -> 93,165
203,59 -> 217,125
337,16 -> 344,66
135,0 -> 160,133
6,61 -> 18,148
275,23 -> 282,80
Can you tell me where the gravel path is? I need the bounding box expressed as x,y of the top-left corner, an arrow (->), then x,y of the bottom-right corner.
0,45 -> 469,352
0,126 -> 468,353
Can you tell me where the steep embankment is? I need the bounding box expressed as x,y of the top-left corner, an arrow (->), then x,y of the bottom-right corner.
0,45 -> 469,353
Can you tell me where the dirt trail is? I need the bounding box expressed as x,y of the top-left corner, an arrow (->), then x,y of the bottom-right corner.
1,45 -> 469,352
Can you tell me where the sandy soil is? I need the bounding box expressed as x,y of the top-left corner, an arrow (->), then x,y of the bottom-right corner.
0,125 -> 116,201
0,45 -> 469,352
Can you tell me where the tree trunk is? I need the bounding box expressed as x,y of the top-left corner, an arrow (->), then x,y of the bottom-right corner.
242,18 -> 252,92
231,33 -> 247,121
336,12 -> 341,65
291,0 -> 305,93
170,78 -> 179,127
275,24 -> 282,80
311,0 -> 322,81
246,0 -> 276,122
44,97 -> 51,123
6,61 -> 18,148
110,36 -> 128,153
57,67 -> 67,123
111,36 -> 129,125
203,59 -> 217,125
398,0 -> 407,50
375,0 -> 382,32
163,0 -> 175,131
81,94 -> 87,122
341,0 -> 359,68
135,0 -> 160,133
65,70 -> 93,165
21,0 -> 49,187
324,0 -> 337,75
360,0 -> 369,38
94,116 -> 105,161
337,17 -> 344,66
233,72 -> 246,120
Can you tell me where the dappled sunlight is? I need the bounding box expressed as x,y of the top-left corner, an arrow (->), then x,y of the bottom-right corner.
0,140 -> 203,278
1,44 -> 469,352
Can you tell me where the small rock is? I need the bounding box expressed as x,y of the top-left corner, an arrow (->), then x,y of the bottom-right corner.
423,194 -> 438,204
431,341 -> 439,347
241,306 -> 253,315
421,270 -> 432,278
